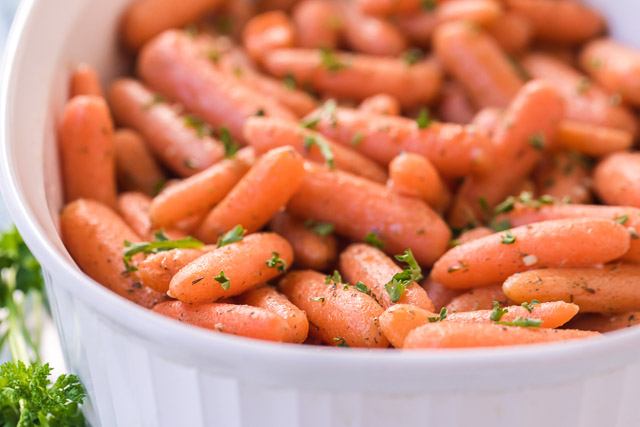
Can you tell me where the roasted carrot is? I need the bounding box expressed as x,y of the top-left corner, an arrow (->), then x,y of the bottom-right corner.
505,0 -> 604,45
403,321 -> 598,349
594,152 -> 640,209
555,120 -> 633,158
564,312 -> 640,333
169,232 -> 294,303
278,270 -> 388,348
449,80 -> 564,227
534,151 -> 591,204
149,147 -> 255,229
339,243 -> 435,311
195,146 -> 304,242
287,162 -> 451,266
433,21 -> 524,108
261,48 -> 442,109
69,63 -> 103,98
503,264 -> 640,315
59,95 -> 117,208
358,94 -> 401,116
236,285 -> 309,343
137,30 -> 296,142
487,12 -> 532,55
121,0 -> 225,50
108,78 -> 225,176
113,129 -> 166,196
292,0 -> 342,49
432,218 -> 631,289
308,106 -> 495,177
138,246 -> 216,293
446,284 -> 508,313
60,199 -> 166,308
243,116 -> 387,183
153,301 -> 290,342
388,152 -> 446,209
436,82 -> 476,125
242,11 -> 296,63
448,301 -> 579,329
269,211 -> 337,271
379,304 -> 436,348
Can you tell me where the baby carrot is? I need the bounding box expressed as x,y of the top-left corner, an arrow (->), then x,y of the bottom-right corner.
433,21 -> 524,108
495,203 -> 640,264
108,78 -> 225,176
342,5 -> 408,57
292,0 -> 342,49
269,211 -> 337,271
121,0 -> 225,50
403,322 -> 598,349
60,199 -> 167,308
153,301 -> 290,342
534,151 -> 591,205
388,152 -> 446,209
358,94 -> 401,116
436,0 -> 502,28
522,53 -> 638,136
242,11 -> 296,63
379,304 -> 437,348
394,11 -> 437,47
308,106 -> 495,177
287,162 -> 451,266
505,0 -> 604,45
448,80 -> 564,227
138,246 -> 216,293
69,63 -> 103,98
169,232 -> 294,303
149,147 -> 254,228
236,285 -> 309,343
339,243 -> 435,311
446,284 -> 508,313
580,38 -> 640,107
564,312 -> 640,333
431,218 -> 631,289
555,120 -> 633,158
261,48 -> 442,110
470,107 -> 503,136
503,264 -> 640,315
447,301 -> 579,329
457,227 -> 493,244
436,82 -> 476,125
116,192 -> 186,241
278,270 -> 388,348
243,116 -> 388,183
59,95 -> 117,208
356,0 -> 425,15
137,30 -> 296,141
195,146 -> 304,242
487,12 -> 532,55
113,129 -> 166,197
594,152 -> 640,209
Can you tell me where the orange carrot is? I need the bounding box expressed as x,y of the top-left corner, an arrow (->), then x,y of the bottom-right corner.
138,246 -> 216,293
555,120 -> 633,158
505,0 -> 604,45
580,38 -> 640,107
242,11 -> 296,63
594,152 -> 640,209
436,81 -> 476,125
457,227 -> 493,244
470,107 -> 503,136
292,0 -> 343,49
339,243 -> 435,311
395,11 -> 437,47
388,152 -> 446,209
564,312 -> 640,333
432,218 -> 631,289
487,12 -> 532,55
342,5 -> 408,56
153,301 -> 290,342
149,147 -> 255,229
446,284 -> 508,312
433,21 -> 524,108
504,264 -> 640,315
59,95 -> 117,208
358,94 -> 401,116
308,106 -> 495,177
379,304 -> 437,348
278,270 -> 388,348
137,30 -> 296,142
261,48 -> 442,109
447,301 -> 579,329
403,321 -> 598,349
108,78 -> 225,176
287,162 -> 451,266
116,192 -> 186,241
356,0 -> 426,15
195,146 -> 304,242
243,116 -> 387,183
495,202 -> 640,264
534,151 -> 591,204
449,80 -> 564,227
121,0 -> 225,51
522,53 -> 638,136
60,199 -> 167,308
236,285 -> 309,343
269,211 -> 337,271
436,0 -> 502,28
169,232 -> 294,303
69,63 -> 103,98
113,129 -> 166,196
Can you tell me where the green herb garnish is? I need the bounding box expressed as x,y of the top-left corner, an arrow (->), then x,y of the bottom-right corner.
266,251 -> 287,273
214,270 -> 231,290
500,230 -> 516,244
416,108 -> 432,129
385,249 -> 423,303
219,126 -> 239,158
123,234 -> 204,272
354,281 -> 371,295
216,225 -> 247,248
428,307 -> 448,322
304,135 -> 335,169
521,299 -> 540,313
184,114 -> 213,138
364,232 -> 384,250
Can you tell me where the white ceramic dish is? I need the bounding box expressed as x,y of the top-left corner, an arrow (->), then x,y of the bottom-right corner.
2,0 -> 640,426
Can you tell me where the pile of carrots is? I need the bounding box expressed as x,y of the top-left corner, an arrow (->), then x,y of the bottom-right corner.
58,0 -> 640,350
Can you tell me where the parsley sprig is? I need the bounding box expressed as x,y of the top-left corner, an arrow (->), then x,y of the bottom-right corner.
428,307 -> 448,323
304,135 -> 335,169
490,301 -> 542,327
123,231 -> 204,272
385,250 -> 423,303
217,225 -> 247,248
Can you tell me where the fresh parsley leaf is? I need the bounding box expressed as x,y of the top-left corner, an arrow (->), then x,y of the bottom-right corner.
303,219 -> 335,236
422,0 -> 437,11
428,307 -> 448,323
394,249 -> 423,283
402,48 -> 423,66
266,251 -> 287,273
500,230 -> 516,245
333,337 -> 349,347
489,301 -> 508,322
300,115 -> 320,129
616,215 -> 629,225
216,225 -> 247,248
324,270 -> 342,285
282,74 -> 297,89
219,126 -> 239,158
351,131 -> 364,147
497,317 -> 543,328
527,132 -> 545,151
304,135 -> 335,169
416,108 -> 432,129
142,93 -> 165,111
477,196 -> 490,217
309,296 -> 325,302
354,281 -> 370,295
521,299 -> 540,313
319,48 -> 347,71
123,235 -> 204,272
214,271 -> 231,290
184,114 -> 212,138
384,278 -> 408,304
364,232 -> 384,249
385,249 -> 423,303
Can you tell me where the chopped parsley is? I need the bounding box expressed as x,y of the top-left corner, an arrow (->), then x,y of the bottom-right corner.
364,232 -> 384,250
123,234 -> 204,272
521,299 -> 540,313
303,219 -> 335,236
216,225 -> 247,248
385,249 -> 423,303
304,135 -> 336,169
527,132 -> 545,151
489,301 -> 509,322
325,270 -> 343,285
416,108 -> 433,129
354,281 -> 371,295
184,114 -> 213,138
266,251 -> 287,273
402,48 -> 424,66
351,131 -> 364,147
422,0 -> 437,11
333,337 -> 349,347
282,74 -> 297,89
428,307 -> 448,322
497,317 -> 543,327
500,230 -> 516,245
142,93 -> 165,111
616,215 -> 629,225
219,126 -> 239,158
214,270 -> 231,290
300,115 -> 320,130
319,48 -> 347,71
309,296 -> 325,302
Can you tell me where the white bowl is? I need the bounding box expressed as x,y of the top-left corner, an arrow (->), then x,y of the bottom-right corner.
2,0 -> 640,426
